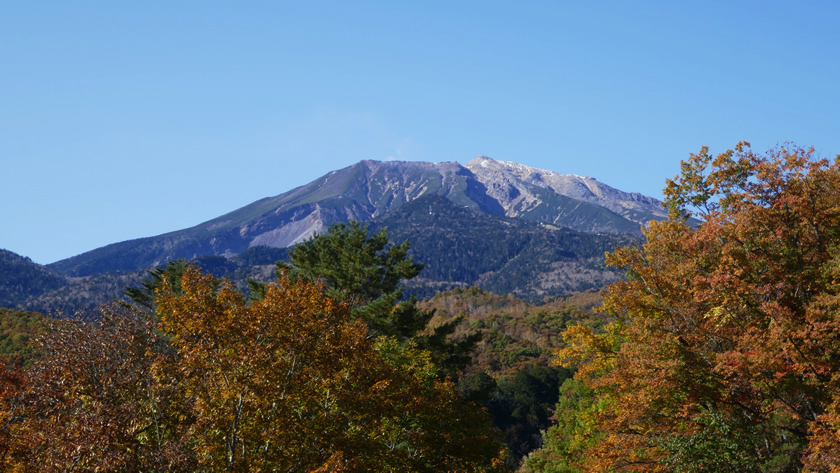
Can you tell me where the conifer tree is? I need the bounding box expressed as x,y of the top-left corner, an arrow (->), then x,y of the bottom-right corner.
123,258 -> 189,310
253,220 -> 480,375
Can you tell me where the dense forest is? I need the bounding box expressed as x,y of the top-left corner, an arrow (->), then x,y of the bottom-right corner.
2,143 -> 839,471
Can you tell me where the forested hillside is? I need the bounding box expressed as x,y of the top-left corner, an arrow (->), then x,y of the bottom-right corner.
0,308 -> 49,368
421,287 -> 606,466
371,194 -> 635,301
0,250 -> 67,309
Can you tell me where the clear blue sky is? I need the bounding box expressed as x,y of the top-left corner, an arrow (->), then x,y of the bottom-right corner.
2,1 -> 838,264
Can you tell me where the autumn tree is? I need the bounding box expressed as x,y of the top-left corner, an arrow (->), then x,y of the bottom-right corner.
530,143 -> 840,472
4,304 -> 194,472
0,363 -> 27,470
4,266 -> 506,471
157,265 -> 506,471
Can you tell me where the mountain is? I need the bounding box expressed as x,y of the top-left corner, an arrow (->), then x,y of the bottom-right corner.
48,157 -> 666,278
464,157 -> 665,230
369,195 -> 634,301
7,195 -> 635,312
0,250 -> 69,308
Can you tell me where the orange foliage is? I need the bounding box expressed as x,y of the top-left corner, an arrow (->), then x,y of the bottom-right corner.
0,267 -> 506,471
555,143 -> 840,471
155,266 -> 505,471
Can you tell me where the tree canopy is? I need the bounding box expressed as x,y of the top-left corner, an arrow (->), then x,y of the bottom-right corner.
1,266 -> 506,472
524,143 -> 840,472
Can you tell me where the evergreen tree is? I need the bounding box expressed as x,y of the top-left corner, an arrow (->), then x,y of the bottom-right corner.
123,259 -> 189,310
253,221 -> 480,375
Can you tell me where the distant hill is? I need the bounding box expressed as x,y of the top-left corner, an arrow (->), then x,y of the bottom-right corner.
0,249 -> 68,308
9,247 -> 287,315
47,157 -> 665,278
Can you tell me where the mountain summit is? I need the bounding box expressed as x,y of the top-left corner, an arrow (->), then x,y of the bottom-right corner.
465,156 -> 664,224
48,157 -> 667,277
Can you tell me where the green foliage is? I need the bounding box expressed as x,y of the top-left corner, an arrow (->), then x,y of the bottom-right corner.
424,287 -> 605,468
659,411 -> 765,473
489,365 -> 573,468
518,378 -> 598,473
123,258 -> 189,310
254,221 -> 480,379
280,221 -> 422,307
0,308 -> 49,368
264,220 -> 426,337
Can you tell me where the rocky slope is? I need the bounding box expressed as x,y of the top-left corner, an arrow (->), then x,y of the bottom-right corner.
465,157 -> 666,227
46,157 -> 665,278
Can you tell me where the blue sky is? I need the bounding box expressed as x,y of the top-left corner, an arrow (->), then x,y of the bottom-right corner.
2,1 -> 838,264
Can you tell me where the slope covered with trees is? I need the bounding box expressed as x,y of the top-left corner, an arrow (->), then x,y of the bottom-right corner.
421,287 -> 606,467
0,308 -> 49,368
0,250 -> 67,309
371,194 -> 635,301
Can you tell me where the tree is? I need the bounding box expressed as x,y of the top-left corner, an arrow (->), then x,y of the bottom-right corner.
156,265 -> 506,471
0,363 -> 27,470
5,266 -> 506,471
5,304 -> 194,471
254,220 -> 480,376
518,378 -> 599,473
123,258 -> 189,310
262,221 -> 425,336
531,143 -> 840,471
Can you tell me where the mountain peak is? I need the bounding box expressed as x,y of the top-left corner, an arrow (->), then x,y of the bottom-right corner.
466,156 -> 595,181
48,156 -> 667,277
465,156 -> 664,225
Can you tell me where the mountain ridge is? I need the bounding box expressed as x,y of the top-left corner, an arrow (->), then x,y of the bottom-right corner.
46,157 -> 666,278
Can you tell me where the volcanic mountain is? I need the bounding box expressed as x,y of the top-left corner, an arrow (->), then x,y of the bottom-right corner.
47,157 -> 667,278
